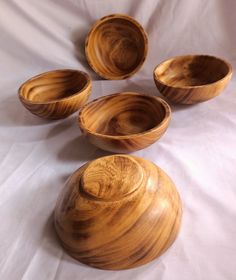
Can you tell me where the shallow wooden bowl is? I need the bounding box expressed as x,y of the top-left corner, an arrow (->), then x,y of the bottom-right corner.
54,154 -> 182,270
18,69 -> 92,119
78,92 -> 171,153
85,14 -> 148,80
153,55 -> 232,104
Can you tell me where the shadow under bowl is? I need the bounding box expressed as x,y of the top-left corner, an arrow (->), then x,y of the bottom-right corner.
78,92 -> 171,153
18,69 -> 92,119
153,54 -> 232,104
85,14 -> 148,80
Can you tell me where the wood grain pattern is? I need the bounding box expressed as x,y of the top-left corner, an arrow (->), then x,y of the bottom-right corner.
18,69 -> 92,119
154,55 -> 232,104
54,155 -> 182,270
85,14 -> 148,80
78,92 -> 171,153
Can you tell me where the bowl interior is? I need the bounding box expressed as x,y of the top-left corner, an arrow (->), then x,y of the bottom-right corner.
154,55 -> 231,87
80,93 -> 167,136
20,70 -> 89,103
86,16 -> 147,79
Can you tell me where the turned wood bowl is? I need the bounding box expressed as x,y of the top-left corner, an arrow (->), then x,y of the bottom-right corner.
78,92 -> 171,153
153,55 -> 232,104
18,69 -> 92,119
85,14 -> 148,80
54,154 -> 182,270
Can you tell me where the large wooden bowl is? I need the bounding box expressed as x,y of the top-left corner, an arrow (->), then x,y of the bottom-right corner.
78,92 -> 171,153
18,69 -> 92,119
85,14 -> 148,80
153,55 -> 232,104
54,154 -> 182,270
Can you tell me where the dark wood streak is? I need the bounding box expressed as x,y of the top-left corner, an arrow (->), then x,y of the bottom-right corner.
54,155 -> 182,270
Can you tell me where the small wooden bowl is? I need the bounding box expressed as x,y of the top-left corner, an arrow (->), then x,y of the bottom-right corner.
85,14 -> 148,80
78,92 -> 171,153
18,69 -> 92,119
153,55 -> 232,104
54,154 -> 182,270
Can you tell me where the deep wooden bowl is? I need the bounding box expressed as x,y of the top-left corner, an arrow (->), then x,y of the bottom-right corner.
153,55 -> 232,104
54,154 -> 182,270
18,69 -> 92,119
78,92 -> 171,153
85,14 -> 148,80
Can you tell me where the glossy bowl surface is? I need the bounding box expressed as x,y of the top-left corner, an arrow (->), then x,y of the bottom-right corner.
85,14 -> 148,80
153,55 -> 232,104
54,154 -> 182,270
19,69 -> 92,119
78,92 -> 171,153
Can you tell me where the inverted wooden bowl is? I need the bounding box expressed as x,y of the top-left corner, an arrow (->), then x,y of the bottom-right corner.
78,92 -> 171,153
18,69 -> 92,119
153,55 -> 232,104
85,14 -> 148,80
54,154 -> 182,270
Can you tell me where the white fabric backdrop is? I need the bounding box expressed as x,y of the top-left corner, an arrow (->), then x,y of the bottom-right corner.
0,0 -> 236,279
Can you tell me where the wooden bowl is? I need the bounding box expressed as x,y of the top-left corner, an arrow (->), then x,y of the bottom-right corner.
85,14 -> 148,80
54,154 -> 182,270
153,55 -> 232,104
18,69 -> 92,119
78,92 -> 171,153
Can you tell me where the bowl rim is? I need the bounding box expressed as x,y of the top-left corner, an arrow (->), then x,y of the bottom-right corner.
85,14 -> 148,80
153,54 -> 233,89
18,69 -> 92,105
78,92 -> 171,139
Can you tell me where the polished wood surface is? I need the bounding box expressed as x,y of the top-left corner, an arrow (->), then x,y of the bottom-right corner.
78,92 -> 171,153
85,14 -> 148,80
18,69 -> 92,119
154,55 -> 232,104
54,155 -> 182,270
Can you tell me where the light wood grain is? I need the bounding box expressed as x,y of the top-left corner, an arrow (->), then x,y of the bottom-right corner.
85,14 -> 148,80
18,69 -> 92,119
54,155 -> 182,270
78,92 -> 171,153
154,55 -> 232,104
